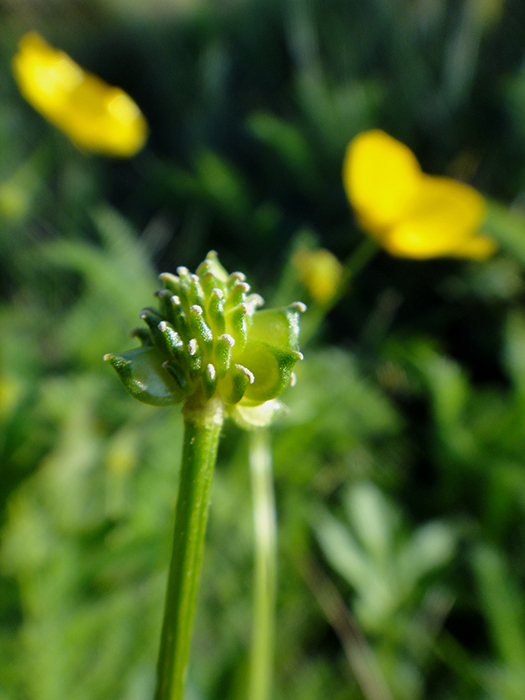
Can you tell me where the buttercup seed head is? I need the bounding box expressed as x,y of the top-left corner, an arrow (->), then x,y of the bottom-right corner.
105,251 -> 306,427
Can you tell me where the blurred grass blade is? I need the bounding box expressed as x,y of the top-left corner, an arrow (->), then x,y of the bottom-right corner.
471,544 -> 525,670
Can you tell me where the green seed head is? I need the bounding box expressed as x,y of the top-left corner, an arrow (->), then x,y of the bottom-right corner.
105,251 -> 306,424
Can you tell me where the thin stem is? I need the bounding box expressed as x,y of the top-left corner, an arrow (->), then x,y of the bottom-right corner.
248,429 -> 277,700
299,237 -> 379,345
301,559 -> 395,700
343,236 -> 379,281
154,396 -> 224,700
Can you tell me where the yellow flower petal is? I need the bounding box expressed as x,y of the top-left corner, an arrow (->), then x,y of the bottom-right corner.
447,233 -> 497,260
343,129 -> 421,232
12,32 -> 148,157
384,176 -> 489,259
343,130 -> 497,261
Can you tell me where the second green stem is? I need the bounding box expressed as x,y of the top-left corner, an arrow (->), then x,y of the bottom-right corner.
248,429 -> 277,700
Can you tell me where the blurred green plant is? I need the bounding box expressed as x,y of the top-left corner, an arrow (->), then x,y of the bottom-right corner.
3,3 -> 525,700
314,481 -> 456,700
472,544 -> 525,700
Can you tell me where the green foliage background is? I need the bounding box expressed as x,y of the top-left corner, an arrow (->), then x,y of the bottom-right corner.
2,1 -> 525,699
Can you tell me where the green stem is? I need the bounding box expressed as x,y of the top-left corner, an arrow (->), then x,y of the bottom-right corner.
248,429 -> 277,700
301,559 -> 394,700
299,237 -> 379,345
342,236 -> 379,281
154,396 -> 224,700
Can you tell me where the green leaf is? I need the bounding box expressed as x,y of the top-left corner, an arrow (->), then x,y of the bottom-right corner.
399,521 -> 456,590
343,482 -> 396,568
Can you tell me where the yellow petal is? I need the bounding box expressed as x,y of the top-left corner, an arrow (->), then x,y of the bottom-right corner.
12,32 -> 148,157
443,233 -> 497,261
383,175 -> 492,259
343,129 -> 421,232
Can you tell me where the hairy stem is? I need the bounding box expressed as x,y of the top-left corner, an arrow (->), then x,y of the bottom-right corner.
154,397 -> 224,700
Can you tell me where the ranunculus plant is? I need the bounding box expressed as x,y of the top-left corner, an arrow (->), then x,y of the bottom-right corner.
105,251 -> 305,700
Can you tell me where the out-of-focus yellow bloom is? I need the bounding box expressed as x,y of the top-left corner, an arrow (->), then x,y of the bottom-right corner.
12,32 -> 148,157
343,129 -> 496,260
292,247 -> 343,304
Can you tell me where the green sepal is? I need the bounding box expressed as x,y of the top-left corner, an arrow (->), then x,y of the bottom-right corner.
248,302 -> 306,352
235,340 -> 302,404
104,346 -> 188,406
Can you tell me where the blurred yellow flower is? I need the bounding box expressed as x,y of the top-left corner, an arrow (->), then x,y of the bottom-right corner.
12,32 -> 148,157
343,129 -> 496,260
292,247 -> 343,304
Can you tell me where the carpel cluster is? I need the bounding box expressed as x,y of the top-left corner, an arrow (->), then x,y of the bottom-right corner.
105,251 -> 306,424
